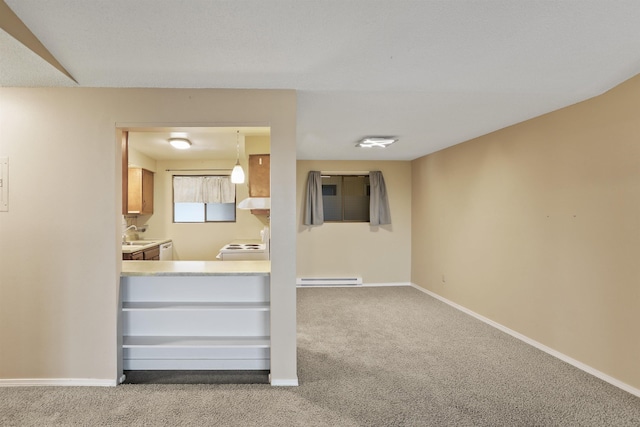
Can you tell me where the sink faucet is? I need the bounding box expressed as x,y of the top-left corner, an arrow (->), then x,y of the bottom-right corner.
122,225 -> 137,244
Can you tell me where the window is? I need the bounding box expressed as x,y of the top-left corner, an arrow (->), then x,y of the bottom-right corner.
173,175 -> 236,223
173,201 -> 236,222
321,175 -> 370,222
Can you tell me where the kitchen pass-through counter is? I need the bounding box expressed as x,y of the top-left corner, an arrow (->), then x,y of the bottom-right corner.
119,260 -> 271,381
121,260 -> 270,276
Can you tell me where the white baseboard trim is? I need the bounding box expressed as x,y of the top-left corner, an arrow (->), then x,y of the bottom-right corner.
362,282 -> 412,287
269,375 -> 299,386
0,378 -> 117,387
410,283 -> 640,399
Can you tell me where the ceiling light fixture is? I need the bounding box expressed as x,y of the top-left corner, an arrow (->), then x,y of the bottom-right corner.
231,130 -> 245,184
356,136 -> 398,148
168,137 -> 191,150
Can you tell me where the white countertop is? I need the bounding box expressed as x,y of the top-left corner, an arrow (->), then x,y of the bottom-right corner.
121,260 -> 270,276
122,238 -> 172,254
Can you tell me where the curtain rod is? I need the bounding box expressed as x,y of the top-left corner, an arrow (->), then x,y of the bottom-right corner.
320,171 -> 370,175
165,168 -> 232,172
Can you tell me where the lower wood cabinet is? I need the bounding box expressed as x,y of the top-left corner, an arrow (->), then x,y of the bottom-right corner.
142,246 -> 159,260
123,245 -> 160,260
123,251 -> 144,261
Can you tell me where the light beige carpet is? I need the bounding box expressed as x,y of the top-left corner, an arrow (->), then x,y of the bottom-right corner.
1,286 -> 638,426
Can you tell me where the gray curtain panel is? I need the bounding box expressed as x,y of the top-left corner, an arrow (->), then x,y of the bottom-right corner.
369,171 -> 391,225
304,171 -> 324,225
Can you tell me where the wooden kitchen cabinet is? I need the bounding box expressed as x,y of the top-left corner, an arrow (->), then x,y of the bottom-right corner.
123,251 -> 144,261
143,245 -> 160,260
122,245 -> 160,261
248,154 -> 270,214
128,168 -> 154,215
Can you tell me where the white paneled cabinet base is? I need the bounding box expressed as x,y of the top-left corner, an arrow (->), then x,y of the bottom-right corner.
120,265 -> 270,372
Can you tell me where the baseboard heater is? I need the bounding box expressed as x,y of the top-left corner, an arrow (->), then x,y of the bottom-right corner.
296,277 -> 363,286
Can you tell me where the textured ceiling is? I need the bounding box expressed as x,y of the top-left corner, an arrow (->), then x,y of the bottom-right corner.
128,127 -> 270,162
2,1 -> 640,160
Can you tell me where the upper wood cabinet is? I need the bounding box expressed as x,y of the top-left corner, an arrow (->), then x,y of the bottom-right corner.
248,154 -> 270,214
121,131 -> 129,215
248,154 -> 270,197
128,168 -> 154,215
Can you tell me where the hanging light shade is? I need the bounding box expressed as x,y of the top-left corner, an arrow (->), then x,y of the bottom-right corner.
231,163 -> 245,183
231,130 -> 245,184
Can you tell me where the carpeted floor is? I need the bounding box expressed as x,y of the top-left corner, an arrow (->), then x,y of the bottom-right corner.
1,286 -> 639,426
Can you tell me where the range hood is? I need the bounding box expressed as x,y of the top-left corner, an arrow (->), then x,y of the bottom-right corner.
237,197 -> 270,210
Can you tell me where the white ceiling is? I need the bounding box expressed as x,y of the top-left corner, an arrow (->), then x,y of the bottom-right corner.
3,1 -> 640,160
128,127 -> 270,161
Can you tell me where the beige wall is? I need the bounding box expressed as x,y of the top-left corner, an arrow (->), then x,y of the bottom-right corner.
411,75 -> 640,390
135,135 -> 270,261
128,147 -> 157,172
297,160 -> 412,284
0,88 -> 297,384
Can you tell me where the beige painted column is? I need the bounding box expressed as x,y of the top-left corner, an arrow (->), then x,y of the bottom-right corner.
269,103 -> 299,385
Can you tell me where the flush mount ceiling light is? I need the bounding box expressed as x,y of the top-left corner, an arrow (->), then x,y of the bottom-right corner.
356,137 -> 398,148
168,137 -> 191,150
231,130 -> 245,184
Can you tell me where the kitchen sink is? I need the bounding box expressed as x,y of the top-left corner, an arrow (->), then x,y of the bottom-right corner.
124,240 -> 159,246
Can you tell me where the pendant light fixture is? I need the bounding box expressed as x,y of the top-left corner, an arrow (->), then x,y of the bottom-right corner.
231,130 -> 245,184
